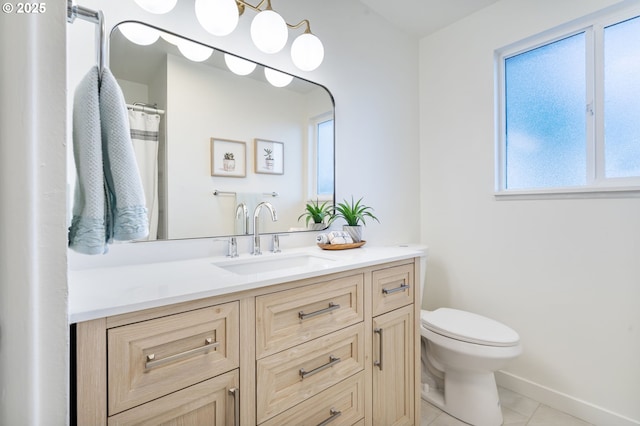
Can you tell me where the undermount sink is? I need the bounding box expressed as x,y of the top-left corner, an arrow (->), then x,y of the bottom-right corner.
213,253 -> 336,275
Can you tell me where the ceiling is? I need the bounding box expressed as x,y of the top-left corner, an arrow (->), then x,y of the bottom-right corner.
358,0 -> 500,38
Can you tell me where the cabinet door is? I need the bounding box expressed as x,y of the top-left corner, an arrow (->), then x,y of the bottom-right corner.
372,305 -> 414,426
107,369 -> 239,426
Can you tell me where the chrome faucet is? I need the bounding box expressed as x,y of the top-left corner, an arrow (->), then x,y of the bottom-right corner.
235,202 -> 249,235
252,202 -> 278,255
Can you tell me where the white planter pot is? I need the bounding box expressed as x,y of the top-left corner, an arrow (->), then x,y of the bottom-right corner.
343,225 -> 363,242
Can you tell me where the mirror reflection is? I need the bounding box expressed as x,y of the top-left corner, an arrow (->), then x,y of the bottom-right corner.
109,22 -> 335,240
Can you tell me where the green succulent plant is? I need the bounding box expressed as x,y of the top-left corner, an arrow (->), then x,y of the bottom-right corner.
264,148 -> 274,160
334,196 -> 379,226
298,199 -> 334,226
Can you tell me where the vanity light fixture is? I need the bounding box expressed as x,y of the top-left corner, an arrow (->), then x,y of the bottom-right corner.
290,27 -> 324,71
250,4 -> 288,54
264,67 -> 293,87
134,0 -> 177,14
224,53 -> 257,75
118,22 -> 160,46
176,39 -> 214,62
196,0 -> 325,71
195,0 -> 240,37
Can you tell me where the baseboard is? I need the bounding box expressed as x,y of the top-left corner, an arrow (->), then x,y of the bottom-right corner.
496,371 -> 640,426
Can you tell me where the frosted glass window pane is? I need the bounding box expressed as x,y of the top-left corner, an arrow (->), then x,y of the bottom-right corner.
317,119 -> 334,196
604,15 -> 640,178
505,33 -> 586,189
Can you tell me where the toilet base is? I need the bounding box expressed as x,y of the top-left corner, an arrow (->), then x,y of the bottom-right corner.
421,370 -> 503,426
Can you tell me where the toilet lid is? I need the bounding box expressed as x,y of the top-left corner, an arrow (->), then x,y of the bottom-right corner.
421,308 -> 520,347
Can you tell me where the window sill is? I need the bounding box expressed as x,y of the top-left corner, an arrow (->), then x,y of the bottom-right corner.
494,185 -> 640,200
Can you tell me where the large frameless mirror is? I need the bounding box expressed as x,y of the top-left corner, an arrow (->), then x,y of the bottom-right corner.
108,21 -> 335,240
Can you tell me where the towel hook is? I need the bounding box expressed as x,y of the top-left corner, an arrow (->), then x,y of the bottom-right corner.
67,0 -> 106,79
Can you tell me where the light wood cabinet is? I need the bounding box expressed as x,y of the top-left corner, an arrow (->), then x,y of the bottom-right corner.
73,258 -> 420,425
372,305 -> 414,426
107,370 -> 239,426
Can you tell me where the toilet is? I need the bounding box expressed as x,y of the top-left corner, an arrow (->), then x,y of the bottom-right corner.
413,247 -> 522,426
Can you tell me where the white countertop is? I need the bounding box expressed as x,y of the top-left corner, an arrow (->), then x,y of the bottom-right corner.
68,245 -> 424,324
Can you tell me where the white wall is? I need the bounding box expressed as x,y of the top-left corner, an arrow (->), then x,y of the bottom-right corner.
419,0 -> 640,424
0,3 -> 68,424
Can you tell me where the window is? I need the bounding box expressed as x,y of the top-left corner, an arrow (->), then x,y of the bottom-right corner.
497,8 -> 640,195
309,113 -> 334,199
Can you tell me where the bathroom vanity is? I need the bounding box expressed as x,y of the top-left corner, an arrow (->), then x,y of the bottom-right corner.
70,246 -> 422,425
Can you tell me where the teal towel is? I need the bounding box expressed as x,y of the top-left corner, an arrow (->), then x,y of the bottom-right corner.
100,68 -> 149,242
69,66 -> 107,255
69,66 -> 148,254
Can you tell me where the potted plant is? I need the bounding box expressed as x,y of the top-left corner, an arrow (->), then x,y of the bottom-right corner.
298,199 -> 334,230
264,148 -> 274,170
223,152 -> 235,171
334,196 -> 379,242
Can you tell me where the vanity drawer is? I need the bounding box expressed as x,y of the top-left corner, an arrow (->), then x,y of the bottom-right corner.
256,323 -> 365,423
107,301 -> 239,415
372,263 -> 414,316
256,273 -> 364,358
107,369 -> 239,425
260,372 -> 365,426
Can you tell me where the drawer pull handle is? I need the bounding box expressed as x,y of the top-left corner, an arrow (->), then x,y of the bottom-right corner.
317,408 -> 342,426
298,302 -> 340,320
374,327 -> 383,371
229,387 -> 239,426
382,282 -> 410,295
300,355 -> 341,379
145,337 -> 219,370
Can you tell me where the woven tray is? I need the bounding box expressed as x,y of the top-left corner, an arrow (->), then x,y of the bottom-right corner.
317,241 -> 366,250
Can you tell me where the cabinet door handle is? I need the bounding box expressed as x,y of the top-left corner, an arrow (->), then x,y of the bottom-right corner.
299,355 -> 341,379
229,387 -> 239,426
145,337 -> 219,370
374,327 -> 383,370
317,408 -> 342,426
299,302 -> 340,320
382,282 -> 410,295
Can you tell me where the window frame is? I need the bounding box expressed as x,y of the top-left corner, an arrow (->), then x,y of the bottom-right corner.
495,5 -> 640,199
307,112 -> 334,202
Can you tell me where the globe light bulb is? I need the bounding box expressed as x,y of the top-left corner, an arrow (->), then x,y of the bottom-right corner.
264,68 -> 293,87
291,32 -> 324,71
224,54 -> 257,76
177,39 -> 213,62
134,0 -> 177,14
118,23 -> 160,46
195,0 -> 239,37
251,10 -> 288,54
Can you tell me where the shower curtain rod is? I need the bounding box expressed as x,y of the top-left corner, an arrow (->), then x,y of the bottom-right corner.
127,103 -> 166,115
67,0 -> 106,79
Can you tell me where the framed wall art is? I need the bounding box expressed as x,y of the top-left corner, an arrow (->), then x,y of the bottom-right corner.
211,138 -> 246,178
254,139 -> 284,175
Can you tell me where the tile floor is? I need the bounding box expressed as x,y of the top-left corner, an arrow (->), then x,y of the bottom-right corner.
421,387 -> 594,426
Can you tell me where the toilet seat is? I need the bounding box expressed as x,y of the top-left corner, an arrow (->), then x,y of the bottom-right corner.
421,308 -> 520,347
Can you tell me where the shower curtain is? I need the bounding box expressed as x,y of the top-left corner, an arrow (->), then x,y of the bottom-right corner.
128,110 -> 160,240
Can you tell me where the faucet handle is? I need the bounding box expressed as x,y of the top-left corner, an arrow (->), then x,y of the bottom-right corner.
227,237 -> 238,258
271,234 -> 281,253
